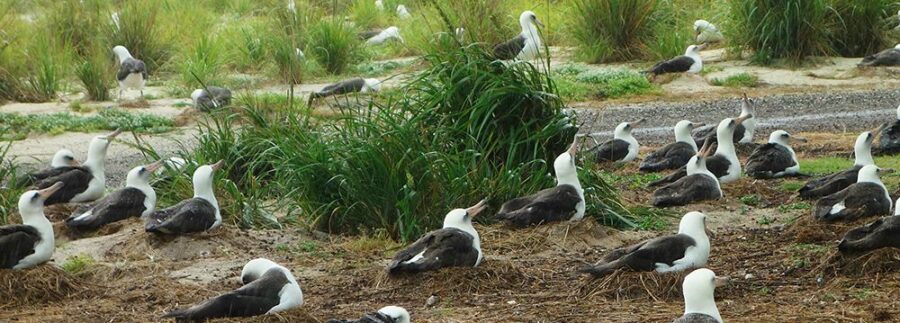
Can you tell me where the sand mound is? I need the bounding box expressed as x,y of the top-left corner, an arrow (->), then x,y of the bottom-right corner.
0,265 -> 84,307
104,225 -> 276,262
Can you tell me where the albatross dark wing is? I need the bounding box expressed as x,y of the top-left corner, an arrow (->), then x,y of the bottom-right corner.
66,187 -> 147,231
858,48 -> 900,67
117,58 -> 147,81
35,166 -> 92,205
309,78 -> 366,101
745,143 -> 796,179
580,233 -> 696,277
814,182 -> 891,221
798,165 -> 861,199
594,139 -> 630,162
196,86 -> 233,111
875,120 -> 900,155
640,142 -> 696,172
647,55 -> 695,75
496,184 -> 581,227
0,225 -> 41,268
838,216 -> 900,253
673,313 -> 721,323
145,198 -> 216,234
652,174 -> 721,207
388,227 -> 478,275
691,124 -> 745,149
492,35 -> 526,60
327,312 -> 398,323
162,267 -> 288,320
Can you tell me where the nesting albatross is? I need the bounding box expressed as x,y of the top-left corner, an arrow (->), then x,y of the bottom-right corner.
799,129 -> 879,199
875,104 -> 900,155
858,44 -> 900,67
308,78 -> 381,105
145,160 -> 223,234
651,140 -> 722,207
493,11 -> 544,61
692,93 -> 756,147
16,149 -> 79,187
650,115 -> 750,187
673,268 -> 726,323
112,45 -> 148,99
693,20 -> 724,44
593,119 -> 643,163
36,129 -> 121,205
66,161 -> 162,231
0,182 -> 63,269
327,306 -> 411,323
640,120 -> 704,172
814,165 -> 893,222
364,26 -> 404,45
388,200 -> 487,274
496,137 -> 584,227
162,258 -> 303,320
745,130 -> 805,179
191,86 -> 232,111
646,44 -> 706,76
838,215 -> 900,253
580,211 -> 711,277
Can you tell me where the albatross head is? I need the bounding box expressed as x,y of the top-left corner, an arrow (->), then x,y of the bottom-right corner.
895,44 -> 900,50
614,119 -> 643,140
519,10 -> 544,31
192,160 -> 223,201
682,268 -> 725,323
675,120 -> 703,146
112,45 -> 133,63
896,103 -> 900,120
857,165 -> 893,184
693,20 -> 712,33
854,129 -> 879,166
383,26 -> 404,43
190,89 -> 206,104
768,130 -> 806,146
240,258 -> 281,284
18,182 -> 63,221
443,199 -> 487,231
51,149 -> 78,167
85,128 -> 121,169
363,78 -> 382,92
126,160 -> 162,188
678,211 -> 712,241
687,139 -> 714,174
553,137 -> 580,186
715,115 -> 750,144
378,306 -> 411,323
685,44 -> 707,56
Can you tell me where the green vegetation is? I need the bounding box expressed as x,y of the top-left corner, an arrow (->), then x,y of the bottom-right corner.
178,35 -> 225,91
552,66 -> 658,101
0,109 -> 174,140
75,46 -> 114,101
829,0 -> 894,57
778,202 -> 811,213
569,0 -> 687,63
710,73 -> 759,88
308,20 -> 365,75
0,143 -> 23,225
740,194 -> 762,206
60,254 -> 95,275
107,0 -> 171,72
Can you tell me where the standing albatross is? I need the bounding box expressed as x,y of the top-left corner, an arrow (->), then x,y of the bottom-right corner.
388,200 -> 487,275
649,115 -> 750,187
66,161 -> 162,231
112,45 -> 148,99
593,119 -> 644,163
493,11 -> 544,61
162,258 -> 303,320
875,104 -> 900,155
640,120 -> 704,172
692,93 -> 756,146
652,140 -> 722,207
36,129 -> 121,205
858,44 -> 900,67
798,129 -> 879,199
1,182 -> 63,269
814,165 -> 893,222
745,130 -> 805,179
496,137 -> 584,227
16,149 -> 79,187
580,211 -> 711,277
646,44 -> 706,76
327,306 -> 411,323
673,268 -> 726,323
145,160 -> 223,234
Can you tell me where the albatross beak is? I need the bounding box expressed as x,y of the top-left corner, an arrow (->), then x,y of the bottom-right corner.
145,160 -> 164,173
210,160 -> 225,171
877,168 -> 896,175
105,128 -> 123,139
791,135 -> 808,143
466,199 -> 488,217
568,137 -> 579,156
534,18 -> 545,28
697,43 -> 708,50
70,159 -> 81,166
872,123 -> 887,139
38,182 -> 64,198
714,275 -> 729,287
734,114 -> 752,125
631,118 -> 646,127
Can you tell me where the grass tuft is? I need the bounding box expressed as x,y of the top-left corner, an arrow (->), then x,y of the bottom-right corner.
570,0 -> 686,63
75,45 -> 114,101
727,0 -> 832,65
106,0 -> 171,72
308,19 -> 365,75
710,72 -> 759,87
60,254 -> 94,275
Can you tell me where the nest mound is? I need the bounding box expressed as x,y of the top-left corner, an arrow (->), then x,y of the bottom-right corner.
379,260 -> 534,296
0,265 -> 85,307
812,248 -> 900,277
579,270 -> 687,301
786,216 -> 872,243
104,225 -> 276,262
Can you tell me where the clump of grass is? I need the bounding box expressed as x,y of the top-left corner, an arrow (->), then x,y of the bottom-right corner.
75,45 -> 114,101
269,33 -> 305,85
0,109 -> 174,140
829,0 -> 894,57
0,142 -> 23,225
106,0 -> 171,72
60,254 -> 94,275
350,0 -> 388,29
308,19 -> 365,74
438,0 -> 515,45
179,35 -> 225,90
575,69 -> 657,98
570,0 -> 669,63
727,0 -> 832,65
44,0 -> 108,58
710,72 -> 759,88
21,36 -> 68,103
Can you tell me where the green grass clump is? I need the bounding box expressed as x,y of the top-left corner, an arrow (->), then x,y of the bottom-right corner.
710,73 -> 759,88
727,0 -> 832,65
575,69 -> 657,98
21,36 -> 69,103
0,142 -> 23,225
106,0 -> 171,72
61,254 -> 94,275
308,20 -> 365,74
350,0 -> 388,29
829,0 -> 895,57
179,35 -> 226,91
570,0 -> 686,63
0,109 -> 174,140
44,0 -> 108,58
75,46 -> 114,101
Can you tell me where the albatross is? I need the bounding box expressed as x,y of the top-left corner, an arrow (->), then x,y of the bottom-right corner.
839,216 -> 900,253
327,306 -> 411,323
145,160 -> 223,234
858,44 -> 900,67
0,182 -> 63,269
579,211 -> 711,277
36,129 -> 121,205
673,268 -> 726,323
649,115 -> 750,187
593,119 -> 643,163
16,149 -> 79,187
307,78 -> 381,105
814,165 -> 893,222
875,104 -> 900,155
692,93 -> 756,146
496,137 -> 584,227
388,200 -> 487,275
745,130 -> 806,179
694,20 -> 724,44
493,11 -> 544,61
799,129 -> 879,199
640,120 -> 704,172
112,45 -> 148,99
66,161 -> 162,231
162,258 -> 303,320
646,44 -> 706,76
651,140 -> 722,207
191,86 -> 232,111
364,26 -> 404,45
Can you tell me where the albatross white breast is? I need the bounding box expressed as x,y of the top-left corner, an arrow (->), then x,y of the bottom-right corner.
492,11 -> 544,61
37,129 -> 121,205
640,120 -> 704,172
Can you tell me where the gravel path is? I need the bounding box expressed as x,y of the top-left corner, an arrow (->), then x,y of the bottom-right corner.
574,88 -> 900,145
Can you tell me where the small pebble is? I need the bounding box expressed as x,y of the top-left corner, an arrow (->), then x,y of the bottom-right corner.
744,273 -> 754,280
425,295 -> 438,307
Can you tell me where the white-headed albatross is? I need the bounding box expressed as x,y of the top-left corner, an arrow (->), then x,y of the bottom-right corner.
191,86 -> 232,111
388,200 -> 486,275
875,104 -> 900,155
649,115 -> 750,187
640,120 -> 704,172
496,137 -> 584,227
745,130 -> 806,179
396,4 -> 411,19
652,140 -> 722,207
694,20 -> 724,44
858,44 -> 900,67
839,216 -> 900,253
162,258 -> 303,320
327,306 -> 411,323
16,149 -> 79,187
673,268 -> 726,323
646,44 -> 706,76
815,165 -> 893,222
799,129 -> 879,199
66,161 -> 162,231
308,78 -> 381,104
493,11 -> 544,61
580,211 -> 711,277
145,160 -> 223,234
112,45 -> 148,99
593,119 -> 643,163
36,129 -> 121,205
693,93 -> 756,146
365,26 -> 404,45
1,182 -> 63,269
